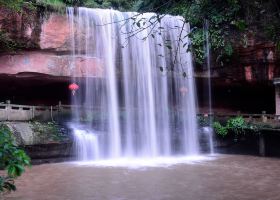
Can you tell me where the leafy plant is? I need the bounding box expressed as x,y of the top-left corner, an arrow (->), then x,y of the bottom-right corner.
0,124 -> 30,193
212,115 -> 270,139
226,116 -> 246,135
213,121 -> 228,137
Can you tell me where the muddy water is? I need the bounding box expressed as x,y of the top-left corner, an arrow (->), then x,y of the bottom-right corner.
6,155 -> 280,200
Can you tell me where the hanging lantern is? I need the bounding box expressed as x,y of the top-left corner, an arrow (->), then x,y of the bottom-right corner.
179,86 -> 188,96
69,83 -> 79,96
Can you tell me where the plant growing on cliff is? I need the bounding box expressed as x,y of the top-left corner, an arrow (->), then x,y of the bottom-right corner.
0,124 -> 30,193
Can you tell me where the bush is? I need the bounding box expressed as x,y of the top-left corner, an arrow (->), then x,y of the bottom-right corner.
0,124 -> 30,193
226,116 -> 246,135
213,121 -> 228,137
213,116 -> 248,137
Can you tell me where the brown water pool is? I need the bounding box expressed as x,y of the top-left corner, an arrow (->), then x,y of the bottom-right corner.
5,155 -> 280,200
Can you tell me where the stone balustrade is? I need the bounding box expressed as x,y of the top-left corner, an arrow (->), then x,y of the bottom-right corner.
0,101 -> 280,122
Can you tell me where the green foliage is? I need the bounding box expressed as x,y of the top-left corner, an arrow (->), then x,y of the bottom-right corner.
0,0 -> 25,11
213,116 -> 265,138
226,116 -> 246,135
0,124 -> 30,193
82,0 -> 136,11
213,121 -> 228,137
34,0 -> 66,11
178,0 -> 241,64
136,0 -> 242,65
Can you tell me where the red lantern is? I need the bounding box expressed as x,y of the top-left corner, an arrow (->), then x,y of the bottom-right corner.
69,83 -> 79,96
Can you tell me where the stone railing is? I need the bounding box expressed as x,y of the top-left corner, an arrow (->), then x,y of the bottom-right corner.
0,102 -> 101,121
1,102 -> 280,122
0,103 -> 59,121
197,111 -> 280,124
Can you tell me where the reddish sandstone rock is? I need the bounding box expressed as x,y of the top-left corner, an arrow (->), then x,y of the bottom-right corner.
0,51 -> 104,77
40,14 -> 71,50
0,7 -> 74,51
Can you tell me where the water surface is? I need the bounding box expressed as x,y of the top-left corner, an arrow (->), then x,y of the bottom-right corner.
6,155 -> 280,200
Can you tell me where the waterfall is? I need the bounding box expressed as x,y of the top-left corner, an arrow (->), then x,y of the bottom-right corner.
204,20 -> 214,154
67,7 -> 199,161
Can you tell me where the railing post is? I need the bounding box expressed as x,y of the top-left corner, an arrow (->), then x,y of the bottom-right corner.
6,100 -> 10,121
262,111 -> 267,123
50,106 -> 54,122
249,114 -> 253,123
58,101 -> 62,122
32,106 -> 35,119
58,101 -> 62,111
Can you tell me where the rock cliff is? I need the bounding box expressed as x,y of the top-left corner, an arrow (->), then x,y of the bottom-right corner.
0,7 -> 103,77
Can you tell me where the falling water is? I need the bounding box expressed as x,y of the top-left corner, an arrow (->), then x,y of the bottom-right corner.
67,7 -> 199,161
204,20 -> 214,154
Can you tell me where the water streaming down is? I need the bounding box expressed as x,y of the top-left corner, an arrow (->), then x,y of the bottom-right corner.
67,7 -> 199,161
204,20 -> 214,154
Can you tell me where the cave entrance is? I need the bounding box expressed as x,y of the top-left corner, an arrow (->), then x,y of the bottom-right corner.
0,73 -> 71,106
